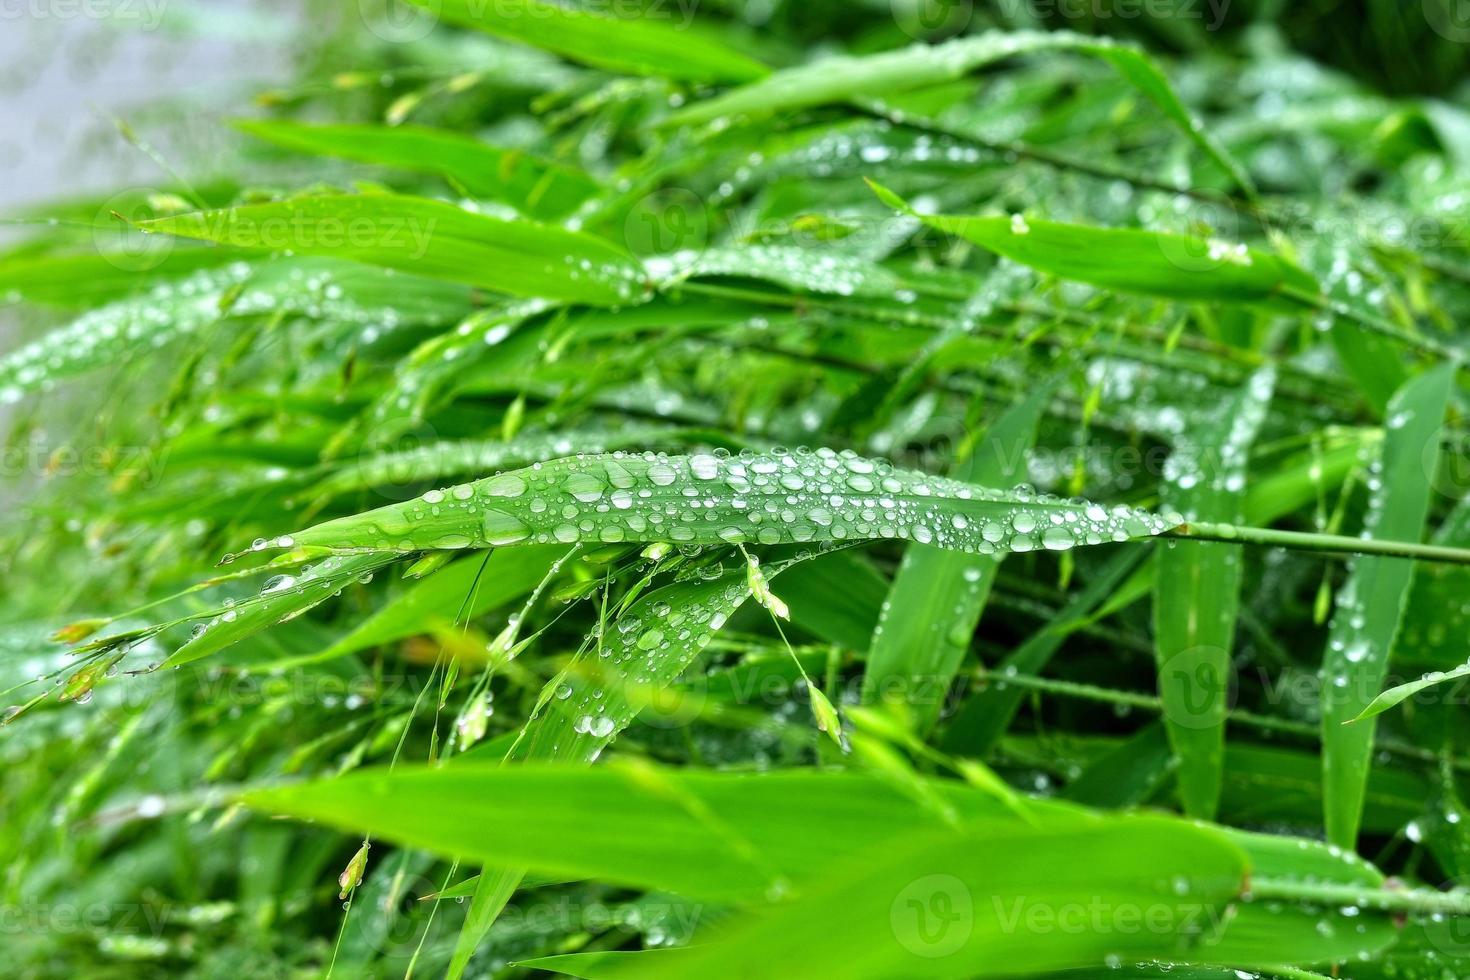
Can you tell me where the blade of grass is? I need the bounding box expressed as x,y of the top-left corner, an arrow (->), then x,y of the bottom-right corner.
1154,367 -> 1276,819
416,0 -> 768,84
140,194 -> 648,305
234,120 -> 600,219
862,379 -> 1057,730
1322,362 -> 1454,848
869,182 -> 1315,310
277,449 -> 1176,557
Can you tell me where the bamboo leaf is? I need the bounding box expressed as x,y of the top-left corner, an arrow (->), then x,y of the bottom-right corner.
870,182 -> 1318,309
416,0 -> 768,83
862,380 -> 1056,730
1321,363 -> 1455,848
279,449 -> 1175,557
1154,367 -> 1276,819
670,31 -> 1251,192
1353,659 -> 1470,722
140,194 -> 649,305
235,120 -> 600,219
167,552 -> 402,667
0,258 -> 470,399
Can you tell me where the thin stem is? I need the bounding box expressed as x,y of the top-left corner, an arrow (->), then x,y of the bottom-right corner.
986,672 -> 1448,769
1172,521 -> 1470,567
1249,877 -> 1470,917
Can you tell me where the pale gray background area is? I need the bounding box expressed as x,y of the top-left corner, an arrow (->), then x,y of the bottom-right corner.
0,0 -> 311,210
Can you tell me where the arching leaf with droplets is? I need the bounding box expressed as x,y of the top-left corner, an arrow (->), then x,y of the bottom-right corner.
0,258 -> 472,400
415,0 -> 768,84
669,31 -> 1251,192
166,552 -> 402,667
277,450 -> 1176,557
863,379 -> 1056,731
234,120 -> 599,220
1321,363 -> 1454,849
648,245 -> 906,299
870,182 -> 1318,310
1154,367 -> 1276,820
140,194 -> 649,306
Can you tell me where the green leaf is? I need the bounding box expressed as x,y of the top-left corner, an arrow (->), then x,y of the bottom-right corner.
448,563 -> 770,978
0,258 -> 471,399
1321,362 -> 1454,848
862,379 -> 1055,730
167,552 -> 401,667
140,194 -> 648,306
870,183 -> 1318,309
281,546 -> 564,666
416,0 -> 768,83
1353,659 -> 1470,722
670,31 -> 1251,192
240,762 -> 1063,898
279,450 -> 1175,557
651,244 -> 906,299
243,761 -> 1405,975
235,120 -> 600,219
0,247 -> 253,308
639,818 -> 1247,979
1154,367 -> 1276,819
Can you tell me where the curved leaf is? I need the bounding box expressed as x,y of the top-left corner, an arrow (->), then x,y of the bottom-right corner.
279,449 -> 1176,556
141,194 -> 649,306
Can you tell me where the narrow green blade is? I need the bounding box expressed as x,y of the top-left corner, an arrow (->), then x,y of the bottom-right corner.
1154,367 -> 1276,819
1321,362 -> 1454,848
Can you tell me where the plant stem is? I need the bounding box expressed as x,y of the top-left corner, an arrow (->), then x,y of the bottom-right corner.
986,672 -> 1450,769
1250,877 -> 1470,916
1172,521 -> 1470,566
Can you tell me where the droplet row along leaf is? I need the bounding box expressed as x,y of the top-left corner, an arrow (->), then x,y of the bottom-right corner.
280,449 -> 1176,558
